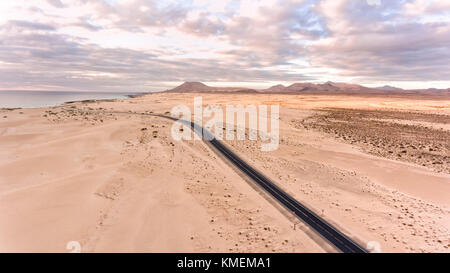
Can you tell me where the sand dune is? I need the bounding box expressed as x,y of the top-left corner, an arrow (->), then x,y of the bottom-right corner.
0,104 -> 322,252
0,92 -> 449,253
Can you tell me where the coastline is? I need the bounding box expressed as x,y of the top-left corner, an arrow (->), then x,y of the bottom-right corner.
0,90 -> 146,110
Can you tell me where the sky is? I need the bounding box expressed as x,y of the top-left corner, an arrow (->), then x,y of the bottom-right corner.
0,0 -> 449,92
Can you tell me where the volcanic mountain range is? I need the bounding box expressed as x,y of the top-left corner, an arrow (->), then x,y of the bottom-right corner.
166,81 -> 449,95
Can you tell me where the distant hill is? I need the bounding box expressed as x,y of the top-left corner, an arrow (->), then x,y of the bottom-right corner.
266,84 -> 286,92
165,81 -> 449,96
167,82 -> 256,93
167,82 -> 212,92
263,81 -> 374,94
376,85 -> 403,91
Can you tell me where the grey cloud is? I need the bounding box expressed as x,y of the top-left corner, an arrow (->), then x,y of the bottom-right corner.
4,20 -> 56,31
0,28 -> 311,91
29,0 -> 318,69
93,0 -> 190,32
72,17 -> 103,31
309,0 -> 450,81
47,0 -> 65,8
179,1 -> 319,67
181,14 -> 225,36
1,0 -> 449,90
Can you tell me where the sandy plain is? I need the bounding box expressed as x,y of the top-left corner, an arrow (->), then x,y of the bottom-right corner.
0,92 -> 449,252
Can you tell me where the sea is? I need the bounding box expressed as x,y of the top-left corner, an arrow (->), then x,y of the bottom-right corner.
0,91 -> 143,109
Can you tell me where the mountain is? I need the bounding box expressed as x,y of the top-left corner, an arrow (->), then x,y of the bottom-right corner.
165,81 -> 449,96
266,84 -> 286,92
285,83 -> 317,92
322,81 -> 371,91
167,82 -> 212,92
167,82 -> 256,93
376,85 -> 403,91
264,83 -> 315,93
264,81 -> 371,94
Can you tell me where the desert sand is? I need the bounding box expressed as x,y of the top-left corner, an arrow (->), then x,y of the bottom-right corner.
0,92 -> 449,253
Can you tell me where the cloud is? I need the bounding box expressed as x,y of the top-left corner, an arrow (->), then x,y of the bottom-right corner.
0,0 -> 449,91
0,23 -> 310,91
366,0 -> 381,7
308,0 -> 450,82
403,0 -> 450,16
181,12 -> 225,36
47,0 -> 65,8
3,20 -> 56,31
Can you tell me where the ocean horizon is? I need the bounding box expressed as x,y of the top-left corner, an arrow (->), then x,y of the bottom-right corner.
0,90 -> 143,109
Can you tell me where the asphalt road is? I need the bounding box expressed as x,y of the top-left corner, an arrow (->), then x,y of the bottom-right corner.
121,112 -> 368,253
